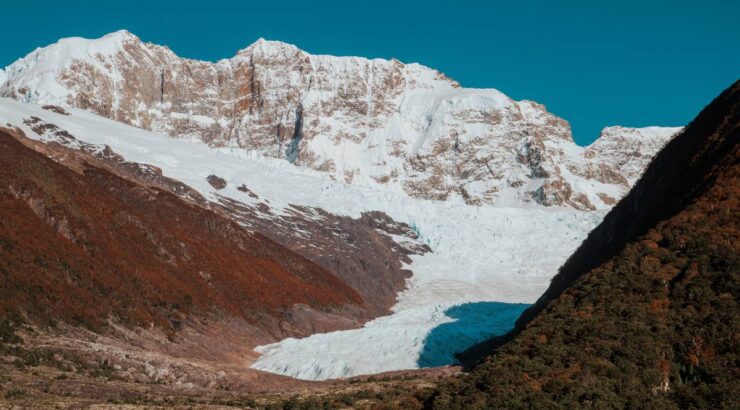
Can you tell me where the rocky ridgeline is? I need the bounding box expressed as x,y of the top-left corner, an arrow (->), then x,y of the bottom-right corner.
0,31 -> 681,209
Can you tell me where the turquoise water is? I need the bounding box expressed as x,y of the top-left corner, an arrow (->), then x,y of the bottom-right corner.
418,301 -> 530,368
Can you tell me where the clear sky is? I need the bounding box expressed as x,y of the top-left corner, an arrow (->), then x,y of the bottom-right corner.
2,1 -> 738,144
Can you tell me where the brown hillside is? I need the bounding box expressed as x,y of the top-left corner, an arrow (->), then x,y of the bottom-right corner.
0,128 -> 364,338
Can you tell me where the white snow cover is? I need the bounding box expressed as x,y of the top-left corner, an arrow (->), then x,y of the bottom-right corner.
585,126 -> 682,185
0,30 -> 133,104
0,98 -> 607,380
250,207 -> 598,379
0,31 -> 682,209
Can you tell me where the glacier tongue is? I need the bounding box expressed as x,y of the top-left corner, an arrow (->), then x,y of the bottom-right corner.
250,206 -> 602,380
0,98 -> 604,381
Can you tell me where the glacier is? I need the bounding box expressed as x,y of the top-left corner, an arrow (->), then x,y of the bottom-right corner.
249,206 -> 600,380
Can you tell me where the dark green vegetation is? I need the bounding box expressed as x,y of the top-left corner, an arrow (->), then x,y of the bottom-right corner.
425,81 -> 740,409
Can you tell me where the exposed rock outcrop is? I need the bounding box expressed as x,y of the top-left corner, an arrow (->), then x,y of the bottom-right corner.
0,31 -> 681,209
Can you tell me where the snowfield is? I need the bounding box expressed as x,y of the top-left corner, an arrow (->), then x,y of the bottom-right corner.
0,98 -> 604,380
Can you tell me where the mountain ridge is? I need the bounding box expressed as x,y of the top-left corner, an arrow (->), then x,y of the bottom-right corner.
0,31 -> 681,210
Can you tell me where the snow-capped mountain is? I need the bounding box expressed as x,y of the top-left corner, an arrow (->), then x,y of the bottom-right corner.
0,30 -> 681,209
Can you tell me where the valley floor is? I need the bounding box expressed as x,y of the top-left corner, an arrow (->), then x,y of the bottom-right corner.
0,361 -> 449,409
0,325 -> 456,409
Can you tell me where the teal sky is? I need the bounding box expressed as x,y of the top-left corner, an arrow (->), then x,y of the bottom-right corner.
2,1 -> 738,144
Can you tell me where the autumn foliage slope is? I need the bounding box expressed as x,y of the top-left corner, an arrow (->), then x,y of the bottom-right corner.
0,129 -> 363,338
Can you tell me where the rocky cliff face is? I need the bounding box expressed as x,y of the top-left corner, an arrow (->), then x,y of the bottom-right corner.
0,31 -> 681,209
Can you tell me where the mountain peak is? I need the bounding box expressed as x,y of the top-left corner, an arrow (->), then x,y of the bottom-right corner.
0,30 -> 146,105
599,125 -> 681,140
101,29 -> 139,41
3,30 -> 139,72
238,38 -> 302,56
47,29 -> 139,56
